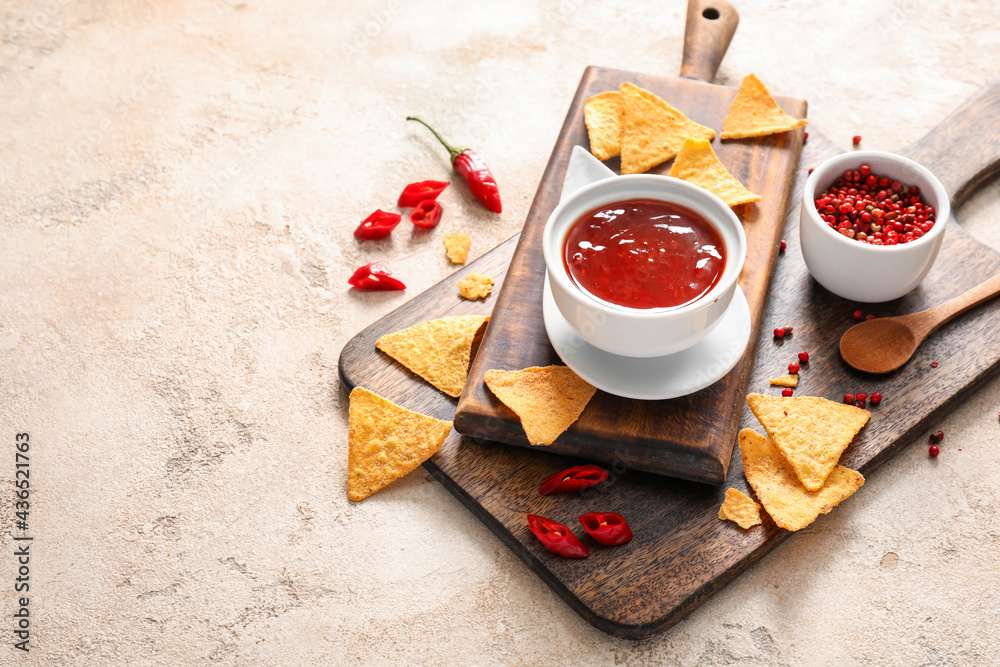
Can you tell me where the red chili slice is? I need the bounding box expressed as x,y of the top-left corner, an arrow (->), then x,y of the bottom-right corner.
354,209 -> 402,240
347,262 -> 406,291
526,514 -> 589,558
397,180 -> 449,208
538,465 -> 609,495
578,512 -> 633,546
408,199 -> 443,229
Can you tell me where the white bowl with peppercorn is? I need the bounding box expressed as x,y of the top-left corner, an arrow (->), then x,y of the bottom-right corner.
799,150 -> 950,302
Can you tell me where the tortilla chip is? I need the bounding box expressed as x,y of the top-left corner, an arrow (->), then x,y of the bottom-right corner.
739,429 -> 864,531
376,315 -> 490,398
444,233 -> 470,264
769,374 -> 798,388
458,273 -> 493,300
618,82 -> 715,175
667,138 -> 761,207
746,394 -> 870,491
347,387 -> 453,501
718,488 -> 763,529
721,73 -> 808,140
484,365 -> 597,445
584,91 -> 623,161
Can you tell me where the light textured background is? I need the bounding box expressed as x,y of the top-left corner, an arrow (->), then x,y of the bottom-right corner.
2,0 -> 999,664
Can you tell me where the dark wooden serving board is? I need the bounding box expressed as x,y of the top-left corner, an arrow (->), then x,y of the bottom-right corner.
453,42 -> 805,484
338,74 -> 1000,637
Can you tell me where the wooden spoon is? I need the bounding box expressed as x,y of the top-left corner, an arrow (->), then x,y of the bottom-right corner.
840,271 -> 1000,373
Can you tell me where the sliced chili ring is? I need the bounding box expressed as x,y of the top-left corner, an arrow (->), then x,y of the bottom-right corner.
397,180 -> 449,208
526,514 -> 589,558
538,464 -> 609,495
354,209 -> 402,240
408,199 -> 443,229
347,262 -> 406,291
578,512 -> 633,546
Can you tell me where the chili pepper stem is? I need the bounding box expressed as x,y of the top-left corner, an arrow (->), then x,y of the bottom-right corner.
406,116 -> 467,163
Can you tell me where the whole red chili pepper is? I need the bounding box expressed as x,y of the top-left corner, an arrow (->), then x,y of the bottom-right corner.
347,262 -> 406,291
527,514 -> 589,558
578,512 -> 633,546
398,180 -> 449,208
408,199 -> 443,229
538,465 -> 609,496
406,116 -> 502,214
354,209 -> 402,240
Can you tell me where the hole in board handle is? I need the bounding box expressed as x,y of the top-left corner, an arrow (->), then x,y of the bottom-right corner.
702,7 -> 720,20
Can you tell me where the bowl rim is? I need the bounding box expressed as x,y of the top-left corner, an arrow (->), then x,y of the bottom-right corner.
542,174 -> 747,321
801,150 -> 951,253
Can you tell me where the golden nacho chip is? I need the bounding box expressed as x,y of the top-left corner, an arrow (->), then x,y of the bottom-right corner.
667,138 -> 761,207
746,393 -> 870,491
718,488 -> 763,529
457,273 -> 494,301
618,82 -> 715,175
721,73 -> 808,140
444,233 -> 471,264
738,429 -> 864,531
584,91 -> 623,161
376,315 -> 489,398
347,387 -> 453,501
768,374 -> 798,388
484,365 -> 597,446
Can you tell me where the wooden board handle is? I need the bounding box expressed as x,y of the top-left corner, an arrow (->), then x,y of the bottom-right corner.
899,77 -> 1000,207
679,0 -> 739,83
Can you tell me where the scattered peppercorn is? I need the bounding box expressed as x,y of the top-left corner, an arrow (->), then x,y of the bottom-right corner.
852,135 -> 862,145
929,432 -> 940,445
798,351 -> 809,363
782,388 -> 794,397
773,327 -> 785,339
870,391 -> 882,405
854,399 -> 866,408
853,310 -> 864,321
803,132 -> 809,142
808,167 -> 814,175
783,326 -> 794,335
936,430 -> 944,443
844,393 -> 855,404
866,314 -> 877,321
856,392 -> 868,404
788,362 -> 800,374
929,445 -> 939,457
931,361 -> 939,368
780,240 -> 787,251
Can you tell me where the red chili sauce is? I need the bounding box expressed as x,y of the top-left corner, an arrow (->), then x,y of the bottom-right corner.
563,198 -> 725,310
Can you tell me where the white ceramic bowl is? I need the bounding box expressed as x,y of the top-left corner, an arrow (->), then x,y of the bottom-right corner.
799,150 -> 950,303
542,175 -> 747,358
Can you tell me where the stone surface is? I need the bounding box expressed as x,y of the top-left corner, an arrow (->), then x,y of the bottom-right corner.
1,0 -> 999,664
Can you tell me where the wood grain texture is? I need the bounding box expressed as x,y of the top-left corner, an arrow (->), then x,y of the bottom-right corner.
452,67 -> 807,484
338,80 -> 1000,636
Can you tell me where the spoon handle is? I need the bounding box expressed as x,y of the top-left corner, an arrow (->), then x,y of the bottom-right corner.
916,270 -> 1000,339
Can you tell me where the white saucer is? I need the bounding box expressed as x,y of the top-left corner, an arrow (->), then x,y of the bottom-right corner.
542,276 -> 752,400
